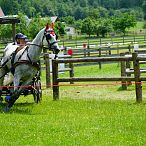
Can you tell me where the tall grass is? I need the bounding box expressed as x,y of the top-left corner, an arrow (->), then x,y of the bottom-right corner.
0,64 -> 146,146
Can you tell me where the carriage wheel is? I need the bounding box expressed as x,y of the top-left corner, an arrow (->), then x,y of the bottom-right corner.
0,97 -> 3,102
33,79 -> 42,103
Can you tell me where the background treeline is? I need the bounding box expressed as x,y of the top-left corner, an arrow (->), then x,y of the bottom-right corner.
0,0 -> 146,40
0,0 -> 146,20
0,13 -> 66,41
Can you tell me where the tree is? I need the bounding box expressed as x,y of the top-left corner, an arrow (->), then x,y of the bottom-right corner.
61,16 -> 75,25
54,21 -> 66,36
79,0 -> 88,7
143,21 -> 146,29
97,7 -> 108,18
74,19 -> 82,34
0,0 -> 19,15
88,9 -> 100,19
93,18 -> 112,37
0,0 -> 144,21
0,24 -> 12,40
98,19 -> 112,37
81,17 -> 94,37
93,20 -> 100,37
27,14 -> 51,39
142,0 -> 146,20
112,13 -> 136,35
16,12 -> 29,35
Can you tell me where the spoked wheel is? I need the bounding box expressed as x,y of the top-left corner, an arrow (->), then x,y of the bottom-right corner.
0,96 -> 3,103
33,78 -> 42,103
0,90 -> 3,102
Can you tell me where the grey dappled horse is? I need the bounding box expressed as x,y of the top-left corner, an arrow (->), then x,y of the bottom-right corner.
0,24 -> 60,112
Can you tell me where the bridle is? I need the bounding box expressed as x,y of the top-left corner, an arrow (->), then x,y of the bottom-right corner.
27,29 -> 59,54
0,28 -> 60,80
44,30 -> 58,47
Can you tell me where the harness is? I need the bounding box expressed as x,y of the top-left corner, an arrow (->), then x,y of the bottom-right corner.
0,28 -> 59,77
10,46 -> 38,74
13,60 -> 40,70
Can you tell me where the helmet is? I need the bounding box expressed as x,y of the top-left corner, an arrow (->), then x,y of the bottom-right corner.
23,35 -> 28,40
15,33 -> 24,40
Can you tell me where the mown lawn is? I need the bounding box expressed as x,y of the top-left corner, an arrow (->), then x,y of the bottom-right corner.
0,63 -> 146,146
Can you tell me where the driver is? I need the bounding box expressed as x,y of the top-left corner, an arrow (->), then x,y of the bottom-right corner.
2,33 -> 29,85
15,33 -> 28,46
15,33 -> 23,45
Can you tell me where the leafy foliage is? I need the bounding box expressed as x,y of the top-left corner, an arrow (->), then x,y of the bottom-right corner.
81,17 -> 94,37
0,0 -> 143,39
0,0 -> 145,20
112,13 -> 137,35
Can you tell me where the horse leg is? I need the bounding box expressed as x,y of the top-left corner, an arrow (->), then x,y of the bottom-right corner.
3,76 -> 33,112
0,66 -> 8,102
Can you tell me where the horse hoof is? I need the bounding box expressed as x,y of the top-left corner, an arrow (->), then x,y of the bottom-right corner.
5,95 -> 11,103
2,106 -> 10,112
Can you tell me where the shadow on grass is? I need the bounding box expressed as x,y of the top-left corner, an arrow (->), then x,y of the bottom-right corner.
0,102 -> 35,114
117,86 -> 133,91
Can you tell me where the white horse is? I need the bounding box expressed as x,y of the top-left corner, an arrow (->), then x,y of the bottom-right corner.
0,24 -> 60,112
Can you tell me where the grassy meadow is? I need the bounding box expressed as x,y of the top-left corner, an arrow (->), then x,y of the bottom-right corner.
0,63 -> 145,146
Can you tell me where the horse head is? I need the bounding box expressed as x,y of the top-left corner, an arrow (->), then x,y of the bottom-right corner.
43,24 -> 60,58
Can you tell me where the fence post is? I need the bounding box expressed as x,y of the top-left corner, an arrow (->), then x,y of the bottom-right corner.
69,62 -> 74,84
133,31 -> 136,42
52,59 -> 59,100
83,43 -> 87,58
100,37 -> 102,45
128,44 -> 131,53
12,23 -> 16,43
87,44 -> 90,57
132,52 -> 142,103
98,47 -> 102,69
44,53 -> 51,88
123,36 -> 125,44
120,53 -> 127,90
83,48 -> 86,57
117,43 -> 119,55
125,52 -> 132,85
108,45 -> 111,55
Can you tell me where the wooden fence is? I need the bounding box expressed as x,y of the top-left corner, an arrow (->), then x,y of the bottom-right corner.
120,50 -> 146,89
60,34 -> 146,48
52,52 -> 146,103
66,43 -> 146,57
43,53 -> 74,88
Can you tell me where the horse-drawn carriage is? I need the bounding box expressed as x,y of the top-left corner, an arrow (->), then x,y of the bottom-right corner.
1,68 -> 42,103
0,23 -> 60,112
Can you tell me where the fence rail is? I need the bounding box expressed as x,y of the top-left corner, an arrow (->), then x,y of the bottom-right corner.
52,52 -> 146,102
60,35 -> 146,48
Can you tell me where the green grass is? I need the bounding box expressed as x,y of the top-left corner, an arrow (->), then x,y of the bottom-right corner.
59,21 -> 146,48
135,21 -> 145,30
0,64 -> 146,146
0,97 -> 145,146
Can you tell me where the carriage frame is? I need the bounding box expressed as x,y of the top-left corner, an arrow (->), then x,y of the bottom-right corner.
0,17 -> 42,103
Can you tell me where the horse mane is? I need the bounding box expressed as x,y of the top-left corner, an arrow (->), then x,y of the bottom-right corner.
32,28 -> 45,44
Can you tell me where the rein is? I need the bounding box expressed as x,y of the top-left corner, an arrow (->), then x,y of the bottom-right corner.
27,43 -> 48,49
0,29 -> 59,79
27,33 -> 58,50
10,32 -> 56,71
